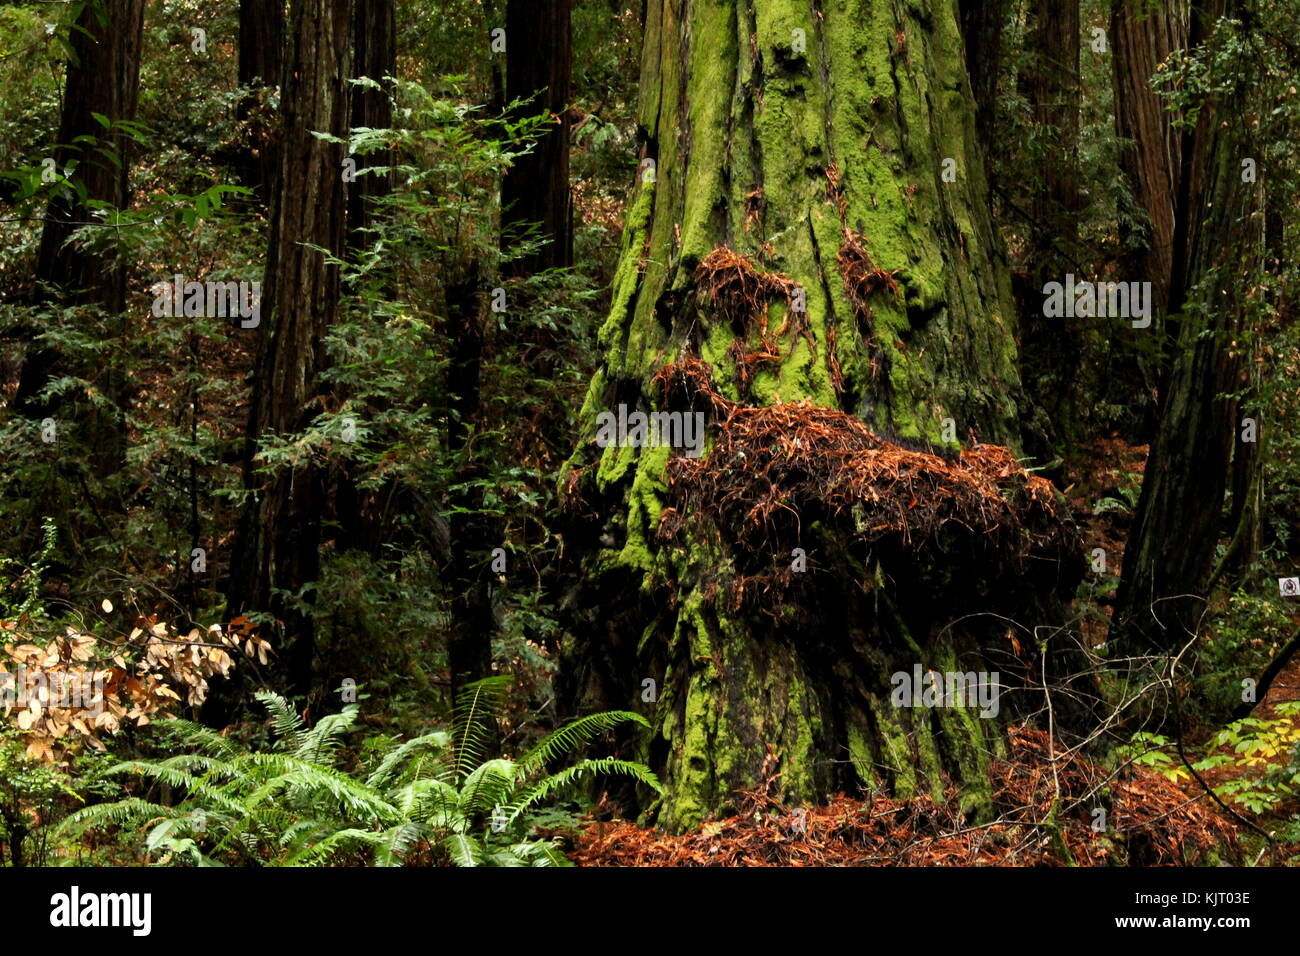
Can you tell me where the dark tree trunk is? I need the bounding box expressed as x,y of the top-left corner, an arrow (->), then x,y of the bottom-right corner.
346,0 -> 395,245
958,0 -> 1005,146
237,0 -> 285,197
1019,0 -> 1083,442
500,0 -> 573,274
228,0 -> 350,698
1111,0 -> 1187,316
17,0 -> 146,418
1112,0 -> 1263,653
444,273 -> 498,700
331,0 -> 397,560
1028,0 -> 1081,253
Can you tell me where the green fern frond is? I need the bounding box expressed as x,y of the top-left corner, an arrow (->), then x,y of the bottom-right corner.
239,754 -> 397,824
442,831 -> 485,867
153,718 -> 241,758
254,690 -> 307,750
294,703 -> 360,765
457,757 -> 518,817
451,675 -> 512,781
372,821 -> 426,867
283,827 -> 385,866
365,731 -> 453,789
510,757 -> 662,823
496,840 -> 571,867
56,798 -> 178,839
518,710 -> 649,773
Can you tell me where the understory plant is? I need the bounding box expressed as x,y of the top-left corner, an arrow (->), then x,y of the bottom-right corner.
58,677 -> 659,866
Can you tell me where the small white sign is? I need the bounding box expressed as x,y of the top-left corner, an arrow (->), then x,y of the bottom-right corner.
1279,577 -> 1300,597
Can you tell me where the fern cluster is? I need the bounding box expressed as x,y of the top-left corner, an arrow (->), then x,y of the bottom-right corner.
57,678 -> 659,866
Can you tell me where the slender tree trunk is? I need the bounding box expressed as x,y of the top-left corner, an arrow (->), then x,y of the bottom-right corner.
1111,0 -> 1186,316
237,0 -> 285,197
346,0 -> 395,245
1020,0 -> 1082,441
500,0 -> 573,274
1112,0 -> 1263,652
958,0 -> 1005,146
444,272 -> 497,700
331,0 -> 397,560
228,0 -> 350,697
557,0 -> 1088,831
17,0 -> 146,420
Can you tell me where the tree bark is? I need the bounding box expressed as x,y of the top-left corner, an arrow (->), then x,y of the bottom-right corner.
500,0 -> 573,274
1019,0 -> 1082,441
228,0 -> 350,697
958,0 -> 1005,146
1112,0 -> 1263,653
346,0 -> 395,245
558,0 -> 1087,831
17,0 -> 146,418
237,0 -> 285,197
1111,0 -> 1186,316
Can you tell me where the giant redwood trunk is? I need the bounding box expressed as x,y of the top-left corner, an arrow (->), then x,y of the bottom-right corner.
559,0 -> 1089,831
228,0 -> 350,696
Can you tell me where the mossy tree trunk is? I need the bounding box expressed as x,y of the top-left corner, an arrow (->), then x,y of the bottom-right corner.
559,0 -> 1086,831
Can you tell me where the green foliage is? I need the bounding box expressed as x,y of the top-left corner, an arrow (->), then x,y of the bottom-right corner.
1194,590 -> 1292,723
1192,705 -> 1300,816
1116,731 -> 1189,783
59,681 -> 659,866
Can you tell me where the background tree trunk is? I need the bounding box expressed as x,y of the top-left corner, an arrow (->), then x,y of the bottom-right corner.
17,0 -> 146,420
346,0 -> 395,245
1106,0 -> 1188,437
958,0 -> 1005,146
500,0 -> 573,274
1020,0 -> 1082,443
1112,0 -> 1263,653
331,0 -> 397,561
1111,0 -> 1186,316
237,0 -> 285,198
228,0 -> 350,698
558,0 -> 1086,831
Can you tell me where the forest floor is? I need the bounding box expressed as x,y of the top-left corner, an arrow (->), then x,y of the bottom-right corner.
566,726 -> 1238,866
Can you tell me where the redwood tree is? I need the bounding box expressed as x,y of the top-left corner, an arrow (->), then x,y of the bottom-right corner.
236,0 -> 285,197
228,0 -> 350,695
1111,0 -> 1187,316
17,0 -> 146,417
500,0 -> 573,274
558,0 -> 1088,830
1112,0 -> 1263,653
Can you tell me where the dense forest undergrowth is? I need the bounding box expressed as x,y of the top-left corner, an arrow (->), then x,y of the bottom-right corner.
1,0 -> 1300,868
